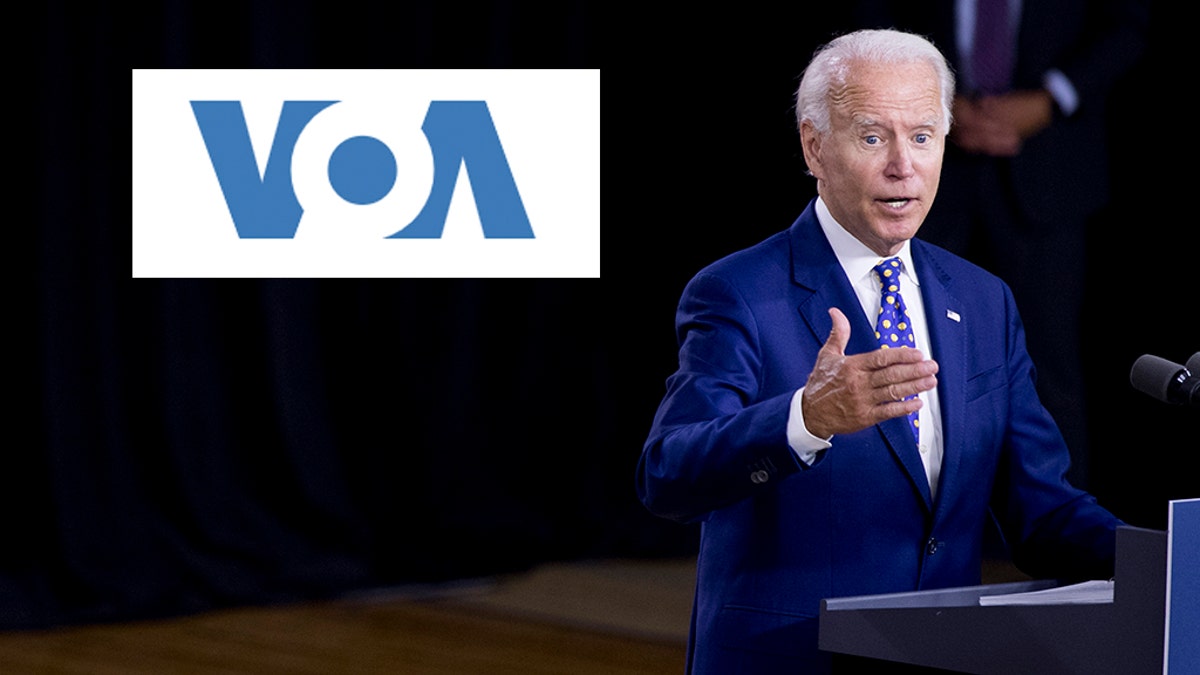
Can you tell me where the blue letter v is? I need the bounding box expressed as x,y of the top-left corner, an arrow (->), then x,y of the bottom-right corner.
192,101 -> 337,238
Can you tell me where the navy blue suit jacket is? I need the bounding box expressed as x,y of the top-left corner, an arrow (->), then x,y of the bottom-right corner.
637,200 -> 1122,674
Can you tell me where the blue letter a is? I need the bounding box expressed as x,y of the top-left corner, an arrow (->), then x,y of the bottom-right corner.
192,101 -> 337,238
390,101 -> 533,239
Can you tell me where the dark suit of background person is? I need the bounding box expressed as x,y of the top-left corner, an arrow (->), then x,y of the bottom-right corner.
636,29 -> 1124,675
851,0 -> 1151,490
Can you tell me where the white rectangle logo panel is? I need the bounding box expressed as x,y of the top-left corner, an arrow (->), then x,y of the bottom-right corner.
132,69 -> 599,278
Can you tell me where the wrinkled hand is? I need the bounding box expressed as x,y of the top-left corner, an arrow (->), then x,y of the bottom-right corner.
950,90 -> 1054,157
801,308 -> 939,439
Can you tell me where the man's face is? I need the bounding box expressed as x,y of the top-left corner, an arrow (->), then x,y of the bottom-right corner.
801,59 -> 945,256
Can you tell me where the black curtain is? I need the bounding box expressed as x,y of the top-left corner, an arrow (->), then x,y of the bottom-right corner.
13,0 -> 700,631
15,0 -> 1192,633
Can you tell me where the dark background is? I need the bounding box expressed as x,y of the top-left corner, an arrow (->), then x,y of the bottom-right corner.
11,1 -> 1193,631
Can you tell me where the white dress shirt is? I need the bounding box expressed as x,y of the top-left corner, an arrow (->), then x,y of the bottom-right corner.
787,197 -> 944,498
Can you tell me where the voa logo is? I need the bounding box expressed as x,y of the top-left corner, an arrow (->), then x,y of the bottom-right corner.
132,69 -> 599,278
190,99 -> 533,240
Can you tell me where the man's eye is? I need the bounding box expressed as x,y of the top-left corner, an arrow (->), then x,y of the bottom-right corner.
915,133 -> 930,143
865,136 -> 880,145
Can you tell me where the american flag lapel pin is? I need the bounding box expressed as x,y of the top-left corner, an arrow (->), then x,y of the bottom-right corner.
946,309 -> 961,322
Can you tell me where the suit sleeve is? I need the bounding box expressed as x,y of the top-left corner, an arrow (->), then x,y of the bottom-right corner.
1048,0 -> 1149,112
636,271 -> 804,524
987,280 -> 1124,580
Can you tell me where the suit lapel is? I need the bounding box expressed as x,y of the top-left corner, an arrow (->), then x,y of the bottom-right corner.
913,243 -> 967,518
790,202 -> 864,345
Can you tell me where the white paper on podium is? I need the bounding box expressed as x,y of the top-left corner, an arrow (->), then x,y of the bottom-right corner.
978,579 -> 1114,606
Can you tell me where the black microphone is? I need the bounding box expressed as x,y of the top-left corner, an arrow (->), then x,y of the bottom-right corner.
1129,353 -> 1200,407
1188,352 -> 1200,377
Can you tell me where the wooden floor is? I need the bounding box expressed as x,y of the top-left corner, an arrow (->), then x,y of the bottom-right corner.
0,557 -> 1028,674
0,558 -> 696,675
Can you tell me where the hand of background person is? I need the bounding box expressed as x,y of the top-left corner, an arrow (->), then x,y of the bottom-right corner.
950,90 -> 1054,157
801,308 -> 939,440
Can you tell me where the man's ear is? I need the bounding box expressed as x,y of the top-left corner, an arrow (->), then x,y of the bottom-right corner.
799,120 -> 823,180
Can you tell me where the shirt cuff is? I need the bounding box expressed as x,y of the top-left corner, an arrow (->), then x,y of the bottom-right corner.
1042,69 -> 1079,117
788,387 -> 833,465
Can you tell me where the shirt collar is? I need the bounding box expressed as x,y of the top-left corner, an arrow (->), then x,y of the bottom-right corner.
815,197 -> 920,289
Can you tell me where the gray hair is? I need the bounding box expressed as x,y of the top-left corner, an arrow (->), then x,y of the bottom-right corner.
795,29 -> 955,136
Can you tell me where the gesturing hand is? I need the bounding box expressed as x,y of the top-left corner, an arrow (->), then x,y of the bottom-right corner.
801,307 -> 939,440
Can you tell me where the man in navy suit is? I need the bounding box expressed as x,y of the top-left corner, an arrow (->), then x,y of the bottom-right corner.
637,29 -> 1123,674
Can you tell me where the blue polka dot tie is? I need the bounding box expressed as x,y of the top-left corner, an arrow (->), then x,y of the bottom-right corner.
873,257 -> 920,444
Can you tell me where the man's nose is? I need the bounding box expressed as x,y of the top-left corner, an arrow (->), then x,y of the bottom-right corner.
885,144 -> 915,179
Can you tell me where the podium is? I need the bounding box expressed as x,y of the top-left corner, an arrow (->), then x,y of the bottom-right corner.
819,498 -> 1199,674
